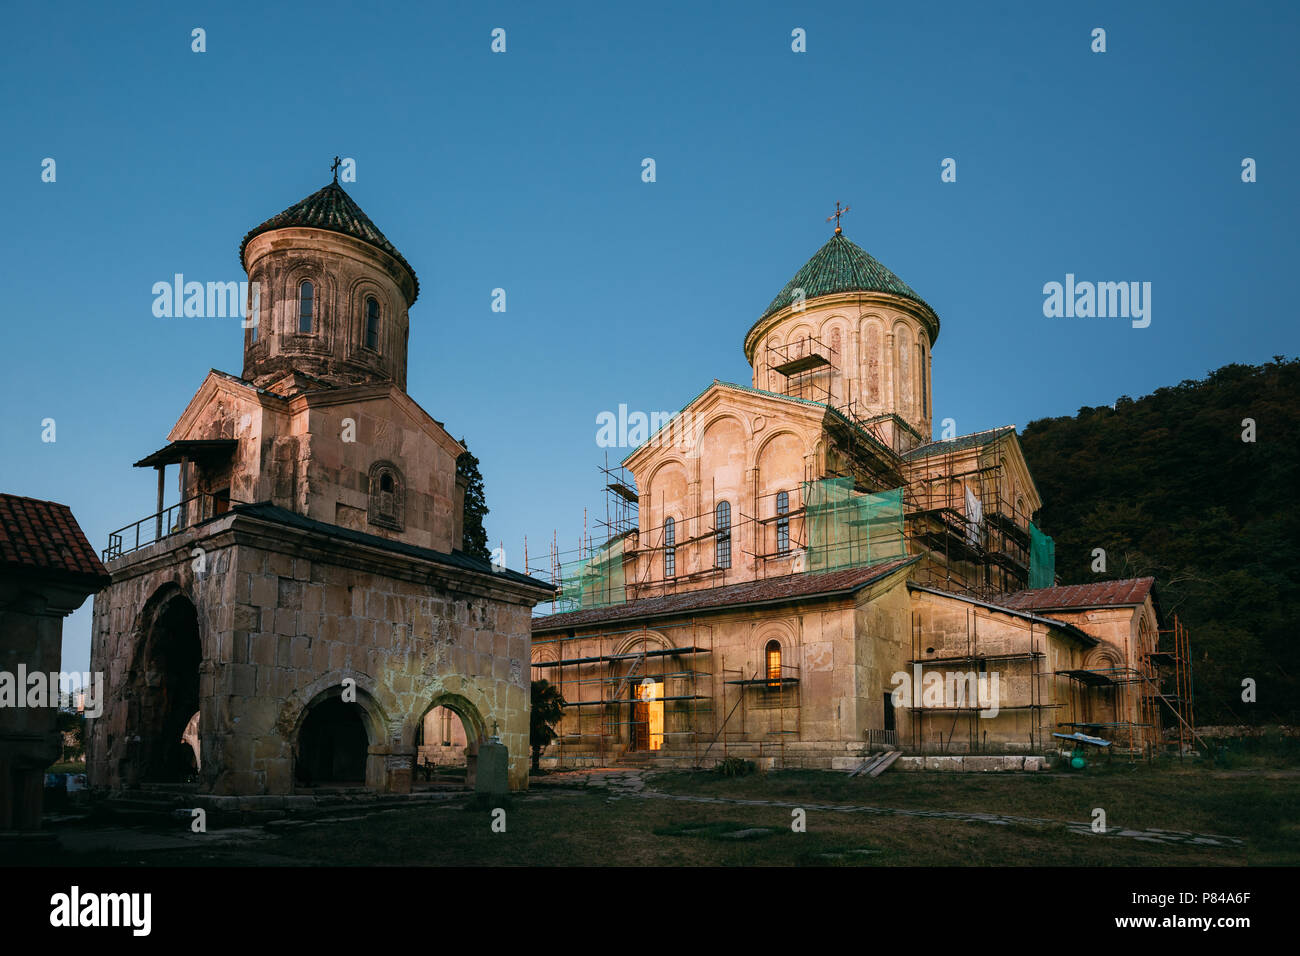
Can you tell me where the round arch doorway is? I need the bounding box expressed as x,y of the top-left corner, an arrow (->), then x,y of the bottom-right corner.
296,697 -> 370,788
128,590 -> 202,785
413,698 -> 484,788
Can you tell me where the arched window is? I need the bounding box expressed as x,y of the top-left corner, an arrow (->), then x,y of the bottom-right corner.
765,639 -> 782,688
715,501 -> 731,569
776,491 -> 790,556
248,280 -> 260,343
298,280 -> 315,334
364,296 -> 380,351
664,516 -> 676,578
367,461 -> 405,531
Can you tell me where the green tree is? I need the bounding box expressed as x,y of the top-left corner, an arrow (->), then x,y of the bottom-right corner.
55,710 -> 84,762
457,439 -> 491,561
530,679 -> 567,771
1020,356 -> 1300,724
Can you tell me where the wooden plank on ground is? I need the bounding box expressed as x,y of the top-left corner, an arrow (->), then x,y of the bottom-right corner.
867,750 -> 901,777
848,752 -> 884,777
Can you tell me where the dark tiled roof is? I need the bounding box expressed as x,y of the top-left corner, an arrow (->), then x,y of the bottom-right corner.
227,502 -> 552,593
754,231 -> 939,339
999,577 -> 1156,611
0,494 -> 110,584
133,439 -> 238,469
533,556 -> 917,633
239,182 -> 419,301
902,425 -> 1017,461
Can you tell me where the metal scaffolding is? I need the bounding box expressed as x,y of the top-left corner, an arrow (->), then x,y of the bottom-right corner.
530,623 -> 714,767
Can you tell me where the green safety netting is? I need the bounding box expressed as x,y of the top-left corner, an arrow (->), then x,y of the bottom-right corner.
556,536 -> 627,612
1028,522 -> 1056,589
801,478 -> 907,572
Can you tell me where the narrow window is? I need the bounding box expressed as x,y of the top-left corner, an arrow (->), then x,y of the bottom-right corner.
367,461 -> 405,531
765,639 -> 782,688
715,501 -> 731,569
249,284 -> 259,343
298,280 -> 314,333
776,491 -> 790,556
664,516 -> 676,578
365,296 -> 380,350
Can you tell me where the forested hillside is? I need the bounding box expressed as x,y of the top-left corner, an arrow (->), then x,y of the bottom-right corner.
1019,357 -> 1300,725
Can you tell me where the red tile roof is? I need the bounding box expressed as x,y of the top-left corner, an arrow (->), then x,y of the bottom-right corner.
0,493 -> 110,584
533,557 -> 916,633
999,577 -> 1155,611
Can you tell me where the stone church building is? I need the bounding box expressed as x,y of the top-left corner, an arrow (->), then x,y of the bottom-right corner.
88,178 -> 552,798
532,223 -> 1186,768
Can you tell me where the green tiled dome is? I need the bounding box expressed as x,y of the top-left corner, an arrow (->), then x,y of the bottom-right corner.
756,231 -> 938,341
239,182 -> 418,301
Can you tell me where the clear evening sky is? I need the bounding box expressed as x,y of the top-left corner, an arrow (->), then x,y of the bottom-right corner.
2,1 -> 1297,674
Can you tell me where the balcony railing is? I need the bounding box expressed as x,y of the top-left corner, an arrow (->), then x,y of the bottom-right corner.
103,492 -> 232,561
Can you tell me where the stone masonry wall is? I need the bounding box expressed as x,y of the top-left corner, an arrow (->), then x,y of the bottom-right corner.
89,511 -> 539,795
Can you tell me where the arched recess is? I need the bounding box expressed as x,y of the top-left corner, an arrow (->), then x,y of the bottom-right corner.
698,413 -> 748,506
124,584 -> 202,785
646,457 -> 688,548
282,266 -> 337,347
291,682 -> 389,789
859,317 -> 883,404
1083,646 -> 1123,725
410,693 -> 488,787
893,321 -> 914,417
753,621 -> 797,671
756,429 -> 806,557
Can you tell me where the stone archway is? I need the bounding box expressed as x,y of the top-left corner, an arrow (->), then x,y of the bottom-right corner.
291,685 -> 387,790
125,588 -> 202,785
1084,647 -> 1123,726
412,694 -> 487,788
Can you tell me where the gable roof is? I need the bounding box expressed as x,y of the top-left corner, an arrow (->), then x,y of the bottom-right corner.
999,577 -> 1156,612
0,494 -> 110,586
908,583 -> 1098,646
902,425 -> 1017,461
239,181 -> 418,301
533,556 -> 917,633
624,380 -> 898,469
753,231 -> 939,340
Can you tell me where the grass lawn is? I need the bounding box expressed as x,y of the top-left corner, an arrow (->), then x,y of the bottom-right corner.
29,760 -> 1299,867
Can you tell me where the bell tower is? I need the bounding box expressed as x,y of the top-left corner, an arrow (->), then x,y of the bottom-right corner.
238,174 -> 418,391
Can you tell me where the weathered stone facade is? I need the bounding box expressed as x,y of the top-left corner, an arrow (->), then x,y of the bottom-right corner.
88,179 -> 551,797
530,229 -> 1167,767
89,511 -> 542,793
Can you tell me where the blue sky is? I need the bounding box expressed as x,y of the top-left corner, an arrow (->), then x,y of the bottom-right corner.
2,1 -> 1297,673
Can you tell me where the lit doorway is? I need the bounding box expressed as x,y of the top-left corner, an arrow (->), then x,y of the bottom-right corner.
631,681 -> 664,751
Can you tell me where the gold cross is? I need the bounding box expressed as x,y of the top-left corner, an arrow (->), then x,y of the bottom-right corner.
331,156 -> 342,182
826,200 -> 850,234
